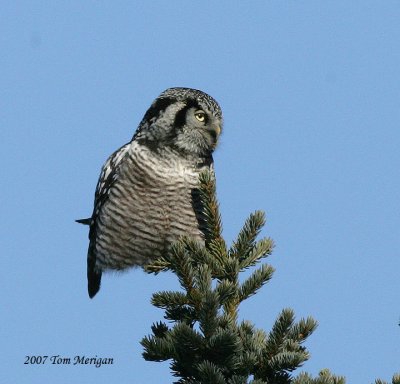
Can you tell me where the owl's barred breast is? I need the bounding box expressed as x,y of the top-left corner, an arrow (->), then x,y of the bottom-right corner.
94,141 -> 208,271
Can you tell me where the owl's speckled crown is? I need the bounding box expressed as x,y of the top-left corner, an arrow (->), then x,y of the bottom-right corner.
157,87 -> 222,119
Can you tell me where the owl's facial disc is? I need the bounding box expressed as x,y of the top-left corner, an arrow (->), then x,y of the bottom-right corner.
193,108 -> 221,144
136,89 -> 223,157
174,107 -> 222,155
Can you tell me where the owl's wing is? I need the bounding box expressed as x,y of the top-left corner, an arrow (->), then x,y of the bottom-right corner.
76,142 -> 131,226
92,142 -> 131,222
84,142 -> 131,298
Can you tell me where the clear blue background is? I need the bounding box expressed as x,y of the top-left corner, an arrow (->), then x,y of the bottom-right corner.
2,1 -> 399,383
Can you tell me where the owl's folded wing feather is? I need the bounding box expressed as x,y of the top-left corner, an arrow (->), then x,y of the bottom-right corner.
80,142 -> 131,298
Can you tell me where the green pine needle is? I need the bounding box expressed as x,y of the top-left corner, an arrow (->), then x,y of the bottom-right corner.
230,211 -> 266,261
198,171 -> 224,245
216,279 -> 237,306
288,317 -> 318,343
150,321 -> 169,338
194,264 -> 213,294
293,370 -> 346,384
239,264 -> 275,302
196,360 -> 226,384
141,334 -> 176,362
144,255 -> 171,273
265,309 -> 296,355
206,328 -> 242,369
151,291 -> 189,309
374,373 -> 400,384
268,351 -> 310,372
239,237 -> 275,270
198,290 -> 220,338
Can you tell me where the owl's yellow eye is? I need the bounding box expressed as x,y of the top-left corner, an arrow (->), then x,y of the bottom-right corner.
194,111 -> 206,122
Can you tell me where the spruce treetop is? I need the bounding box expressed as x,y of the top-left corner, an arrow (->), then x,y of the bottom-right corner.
142,171 -> 396,384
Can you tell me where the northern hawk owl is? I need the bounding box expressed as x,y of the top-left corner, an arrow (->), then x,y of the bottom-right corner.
77,88 -> 222,298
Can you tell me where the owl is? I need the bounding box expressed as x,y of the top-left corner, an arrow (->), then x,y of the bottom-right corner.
77,88 -> 223,298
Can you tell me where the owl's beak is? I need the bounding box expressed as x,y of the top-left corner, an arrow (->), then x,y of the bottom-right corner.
209,125 -> 221,138
210,125 -> 221,148
204,124 -> 221,149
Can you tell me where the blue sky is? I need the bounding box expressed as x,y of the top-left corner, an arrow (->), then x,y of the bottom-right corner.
2,1 -> 399,383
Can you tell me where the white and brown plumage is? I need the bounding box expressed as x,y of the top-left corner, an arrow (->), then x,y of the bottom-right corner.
77,88 -> 223,298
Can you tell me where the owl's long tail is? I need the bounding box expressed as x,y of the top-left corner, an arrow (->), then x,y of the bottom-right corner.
87,255 -> 102,298
75,217 -> 101,298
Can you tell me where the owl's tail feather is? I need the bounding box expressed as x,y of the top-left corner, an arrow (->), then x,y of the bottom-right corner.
88,257 -> 102,298
76,218 -> 92,225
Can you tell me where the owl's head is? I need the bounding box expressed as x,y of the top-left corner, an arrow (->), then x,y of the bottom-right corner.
135,88 -> 223,157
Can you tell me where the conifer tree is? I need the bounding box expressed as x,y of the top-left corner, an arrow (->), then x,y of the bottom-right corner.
141,171 -> 397,384
374,375 -> 400,384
